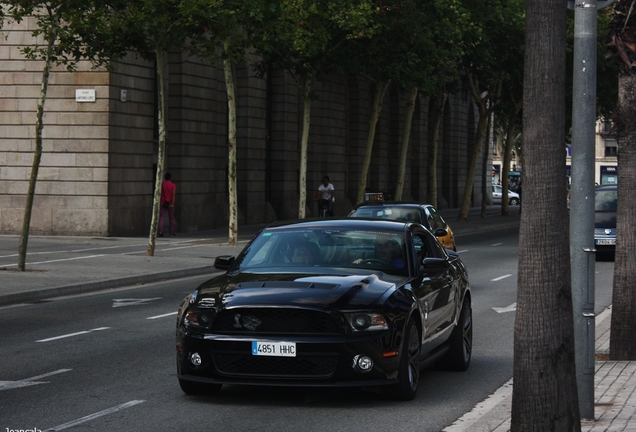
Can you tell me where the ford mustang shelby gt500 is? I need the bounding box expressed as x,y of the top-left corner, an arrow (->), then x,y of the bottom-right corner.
176,218 -> 472,400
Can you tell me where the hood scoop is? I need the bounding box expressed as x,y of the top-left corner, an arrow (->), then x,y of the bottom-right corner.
236,281 -> 339,290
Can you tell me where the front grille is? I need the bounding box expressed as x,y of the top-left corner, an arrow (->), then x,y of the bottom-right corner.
214,308 -> 342,335
213,353 -> 338,378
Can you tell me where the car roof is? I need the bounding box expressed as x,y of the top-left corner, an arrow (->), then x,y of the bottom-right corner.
595,184 -> 617,191
354,201 -> 431,209
264,218 -> 413,233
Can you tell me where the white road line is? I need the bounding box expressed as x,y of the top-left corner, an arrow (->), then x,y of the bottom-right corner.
0,369 -> 72,391
44,400 -> 146,431
112,297 -> 163,308
491,242 -> 503,247
493,303 -> 517,313
36,327 -> 110,343
0,254 -> 106,268
147,312 -> 178,320
456,249 -> 469,254
491,274 -> 512,282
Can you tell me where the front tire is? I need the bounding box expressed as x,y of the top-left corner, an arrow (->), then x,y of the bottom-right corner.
509,197 -> 520,206
437,298 -> 472,371
386,318 -> 421,401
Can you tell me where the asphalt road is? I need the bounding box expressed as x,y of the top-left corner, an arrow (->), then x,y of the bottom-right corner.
0,227 -> 614,432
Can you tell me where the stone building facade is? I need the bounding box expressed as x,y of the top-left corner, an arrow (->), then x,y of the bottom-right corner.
0,16 -> 483,236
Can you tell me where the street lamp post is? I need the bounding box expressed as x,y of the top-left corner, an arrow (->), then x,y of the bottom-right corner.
569,0 -> 615,420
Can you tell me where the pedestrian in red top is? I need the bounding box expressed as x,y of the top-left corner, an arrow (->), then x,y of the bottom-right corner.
158,172 -> 177,237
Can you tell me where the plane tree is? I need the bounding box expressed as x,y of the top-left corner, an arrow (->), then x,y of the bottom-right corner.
390,0 -> 471,203
181,0 -> 250,245
249,0 -> 376,218
456,0 -> 524,221
3,0 -> 128,270
111,0 -> 203,256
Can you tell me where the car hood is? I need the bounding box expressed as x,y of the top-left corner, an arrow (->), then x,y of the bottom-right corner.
194,272 -> 403,311
595,211 -> 616,228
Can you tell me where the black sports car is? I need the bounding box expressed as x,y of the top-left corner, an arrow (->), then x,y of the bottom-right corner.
176,219 -> 472,400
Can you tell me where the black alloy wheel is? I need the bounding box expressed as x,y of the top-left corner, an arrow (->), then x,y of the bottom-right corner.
436,298 -> 472,371
386,318 -> 421,401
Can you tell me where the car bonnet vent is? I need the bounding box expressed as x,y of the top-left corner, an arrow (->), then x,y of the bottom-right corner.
236,281 -> 339,290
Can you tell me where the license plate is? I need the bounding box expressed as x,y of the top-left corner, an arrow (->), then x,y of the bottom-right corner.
596,238 -> 616,245
252,341 -> 296,357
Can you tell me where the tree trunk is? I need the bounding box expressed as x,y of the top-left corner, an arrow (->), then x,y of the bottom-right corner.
18,10 -> 58,271
394,86 -> 418,201
427,90 -> 446,208
356,80 -> 390,205
511,0 -> 580,429
480,107 -> 492,218
147,49 -> 167,256
457,99 -> 488,221
501,101 -> 522,216
224,40 -> 238,245
610,69 -> 636,360
298,75 -> 312,219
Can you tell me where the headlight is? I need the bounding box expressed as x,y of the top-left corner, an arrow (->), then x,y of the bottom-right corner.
183,308 -> 215,329
345,313 -> 389,331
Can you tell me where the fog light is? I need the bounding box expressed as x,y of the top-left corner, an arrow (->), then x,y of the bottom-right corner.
190,352 -> 202,366
352,354 -> 374,373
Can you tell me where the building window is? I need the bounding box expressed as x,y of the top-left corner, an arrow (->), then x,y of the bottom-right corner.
605,139 -> 617,158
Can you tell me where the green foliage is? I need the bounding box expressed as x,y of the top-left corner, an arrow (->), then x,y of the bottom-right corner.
249,0 -> 376,82
4,0 -> 131,70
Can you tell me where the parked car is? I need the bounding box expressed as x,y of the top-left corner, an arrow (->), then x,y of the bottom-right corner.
176,219 -> 472,401
492,184 -> 520,205
347,202 -> 456,251
594,184 -> 617,254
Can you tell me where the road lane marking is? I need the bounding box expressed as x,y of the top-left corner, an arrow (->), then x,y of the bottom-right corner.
147,312 -> 178,320
456,249 -> 469,254
36,327 -> 110,343
491,274 -> 512,282
0,369 -> 72,391
0,254 -> 106,268
112,297 -> 163,308
493,303 -> 517,313
491,243 -> 503,247
44,400 -> 146,431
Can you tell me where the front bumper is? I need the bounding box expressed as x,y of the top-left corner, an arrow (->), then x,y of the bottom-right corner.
177,331 -> 401,388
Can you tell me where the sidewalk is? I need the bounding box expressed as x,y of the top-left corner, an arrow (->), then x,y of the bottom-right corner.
1,206 -> 633,431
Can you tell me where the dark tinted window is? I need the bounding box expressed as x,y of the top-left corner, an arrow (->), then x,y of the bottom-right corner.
595,189 -> 617,212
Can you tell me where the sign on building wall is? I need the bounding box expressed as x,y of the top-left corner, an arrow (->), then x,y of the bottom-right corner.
75,89 -> 96,102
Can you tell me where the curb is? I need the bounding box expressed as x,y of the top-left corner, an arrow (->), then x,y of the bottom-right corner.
0,266 -> 215,307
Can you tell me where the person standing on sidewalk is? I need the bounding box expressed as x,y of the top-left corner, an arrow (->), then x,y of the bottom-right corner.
315,175 -> 335,217
158,172 -> 177,237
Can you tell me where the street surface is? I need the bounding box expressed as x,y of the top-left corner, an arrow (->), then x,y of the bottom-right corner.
0,227 -> 614,432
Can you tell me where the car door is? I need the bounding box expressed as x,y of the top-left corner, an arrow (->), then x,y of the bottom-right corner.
410,229 -> 457,354
492,185 -> 502,204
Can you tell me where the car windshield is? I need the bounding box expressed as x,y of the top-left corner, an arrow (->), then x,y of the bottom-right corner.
234,228 -> 409,276
349,206 -> 422,223
595,190 -> 617,212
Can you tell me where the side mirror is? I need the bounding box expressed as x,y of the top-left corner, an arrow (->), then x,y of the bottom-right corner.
433,228 -> 448,237
214,255 -> 235,270
421,257 -> 448,271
